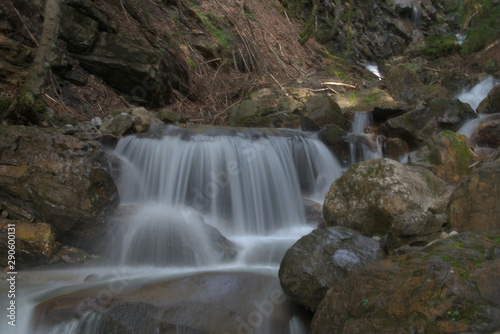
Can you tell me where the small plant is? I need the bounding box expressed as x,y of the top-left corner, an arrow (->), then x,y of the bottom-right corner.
362,298 -> 369,307
447,310 -> 460,321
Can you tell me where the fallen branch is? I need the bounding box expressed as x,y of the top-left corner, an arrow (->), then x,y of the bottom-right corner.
321,81 -> 356,88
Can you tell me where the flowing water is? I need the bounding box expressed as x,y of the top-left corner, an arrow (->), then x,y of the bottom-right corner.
347,112 -> 383,164
1,125 -> 343,334
456,76 -> 500,139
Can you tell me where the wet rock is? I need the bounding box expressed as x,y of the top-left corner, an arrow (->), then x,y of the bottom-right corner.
477,83 -> 500,114
0,219 -> 56,258
0,126 -> 119,248
384,137 -> 410,160
311,232 -> 500,334
408,131 -> 476,185
449,158 -> 500,232
56,245 -> 91,265
319,124 -> 349,164
471,113 -> 500,148
279,226 -> 385,311
323,158 -> 450,236
33,271 -> 299,334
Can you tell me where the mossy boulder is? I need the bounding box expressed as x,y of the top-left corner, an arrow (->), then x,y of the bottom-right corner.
449,158 -> 500,232
408,131 -> 476,185
312,232 -> 500,334
323,158 -> 451,237
279,226 -> 385,311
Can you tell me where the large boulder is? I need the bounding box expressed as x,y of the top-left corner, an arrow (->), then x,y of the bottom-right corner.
0,126 -> 119,248
323,159 -> 450,238
408,131 -> 476,185
449,158 -> 500,232
279,226 -> 384,311
312,232 -> 500,334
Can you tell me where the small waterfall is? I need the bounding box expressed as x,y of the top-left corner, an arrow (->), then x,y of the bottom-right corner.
456,76 -> 499,112
412,5 -> 421,30
456,33 -> 466,45
348,112 -> 383,164
365,63 -> 383,80
113,125 -> 342,234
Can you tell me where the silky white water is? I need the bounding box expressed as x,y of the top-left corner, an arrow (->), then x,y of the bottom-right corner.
2,125 -> 343,334
348,112 -> 383,164
456,76 -> 499,112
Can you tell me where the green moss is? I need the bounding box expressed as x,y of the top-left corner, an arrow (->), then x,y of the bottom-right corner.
442,130 -> 473,176
422,35 -> 458,59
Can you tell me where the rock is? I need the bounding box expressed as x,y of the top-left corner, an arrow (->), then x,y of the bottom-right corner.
386,212 -> 448,253
279,226 -> 385,311
157,108 -> 186,124
73,33 -> 188,107
449,158 -> 500,232
229,99 -> 301,128
0,35 -> 33,86
385,65 -> 451,105
0,219 -> 56,258
99,113 -> 134,138
471,114 -> 500,148
312,232 -> 500,334
300,116 -> 321,131
305,94 -> 350,130
477,83 -> 500,114
59,4 -> 99,53
0,126 -> 119,248
384,137 -> 410,160
56,245 -> 91,265
408,131 -> 476,185
323,158 -> 450,236
32,271 -> 299,334
333,88 -> 405,114
372,106 -> 409,123
427,97 -> 476,130
0,230 -> 49,269
65,0 -> 118,33
319,124 -> 350,164
131,107 -> 152,133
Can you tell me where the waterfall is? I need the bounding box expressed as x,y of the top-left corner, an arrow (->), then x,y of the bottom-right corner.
456,76 -> 499,112
412,5 -> 421,30
9,125 -> 342,334
347,112 -> 383,164
112,125 -> 342,235
365,63 -> 383,80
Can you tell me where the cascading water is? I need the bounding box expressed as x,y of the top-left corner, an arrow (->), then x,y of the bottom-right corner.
3,125 -> 343,334
347,112 -> 383,164
456,76 -> 500,139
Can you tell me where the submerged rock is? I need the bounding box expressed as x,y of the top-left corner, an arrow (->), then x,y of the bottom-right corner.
312,232 -> 500,334
32,271 -> 300,334
279,226 -> 384,311
323,159 -> 451,241
449,158 -> 500,232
